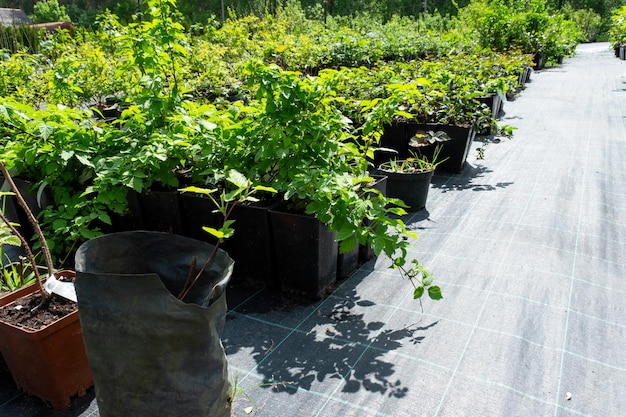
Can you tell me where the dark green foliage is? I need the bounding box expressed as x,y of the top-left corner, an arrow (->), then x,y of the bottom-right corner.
0,0 -> 617,35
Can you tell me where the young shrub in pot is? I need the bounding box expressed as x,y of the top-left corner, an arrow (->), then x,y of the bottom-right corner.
378,138 -> 447,212
0,162 -> 93,410
75,169 -> 275,417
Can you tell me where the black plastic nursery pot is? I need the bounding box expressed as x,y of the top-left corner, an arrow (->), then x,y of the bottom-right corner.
337,241 -> 359,280
533,51 -> 546,70
137,190 -> 185,235
223,202 -> 278,287
378,164 -> 434,211
74,231 -> 233,417
107,189 -> 145,232
179,192 -> 224,243
97,190 -> 145,236
476,92 -> 504,135
406,123 -> 475,174
268,206 -> 338,299
375,122 -> 475,174
375,121 -> 408,165
478,92 -> 504,118
518,66 -> 532,86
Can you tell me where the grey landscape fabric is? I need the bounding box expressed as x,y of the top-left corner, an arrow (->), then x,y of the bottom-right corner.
223,42 -> 626,417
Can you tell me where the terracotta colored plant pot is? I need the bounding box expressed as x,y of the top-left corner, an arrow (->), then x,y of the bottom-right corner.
0,283 -> 93,410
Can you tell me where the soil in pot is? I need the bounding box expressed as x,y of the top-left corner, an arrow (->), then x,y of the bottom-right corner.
0,292 -> 76,330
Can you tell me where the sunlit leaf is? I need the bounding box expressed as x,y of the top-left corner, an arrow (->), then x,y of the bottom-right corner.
202,226 -> 224,239
226,169 -> 249,189
253,185 -> 277,193
179,186 -> 217,196
39,124 -> 54,140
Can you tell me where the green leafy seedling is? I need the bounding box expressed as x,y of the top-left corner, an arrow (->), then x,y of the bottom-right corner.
177,169 -> 276,300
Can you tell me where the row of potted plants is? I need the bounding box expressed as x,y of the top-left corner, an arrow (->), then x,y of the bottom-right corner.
0,4 -> 441,411
0,0 -> 561,413
0,7 -> 536,270
457,0 -> 583,69
610,6 -> 626,59
0,0 -> 580,108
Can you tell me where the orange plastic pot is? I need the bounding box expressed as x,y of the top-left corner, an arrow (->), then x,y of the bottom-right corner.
0,283 -> 93,410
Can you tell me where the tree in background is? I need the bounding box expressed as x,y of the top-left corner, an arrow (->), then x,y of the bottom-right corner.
31,0 -> 71,22
0,0 -> 621,36
563,5 -> 604,41
547,0 -> 622,17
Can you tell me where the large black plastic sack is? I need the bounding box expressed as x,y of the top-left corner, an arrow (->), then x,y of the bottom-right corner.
74,231 -> 233,417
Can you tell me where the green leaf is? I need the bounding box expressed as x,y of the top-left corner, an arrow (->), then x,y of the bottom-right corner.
0,234 -> 20,247
25,149 -> 36,165
130,177 -> 144,192
60,150 -> 74,161
336,228 -> 356,243
82,229 -> 101,239
413,286 -> 425,299
405,230 -> 418,240
422,271 -> 434,286
198,120 -> 217,131
253,185 -> 277,194
202,226 -> 224,239
39,124 -> 54,140
226,169 -> 250,189
52,219 -> 67,230
339,234 -> 357,253
427,286 -> 443,300
75,154 -> 94,168
100,212 -> 112,225
221,219 -> 236,239
179,186 -> 217,196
